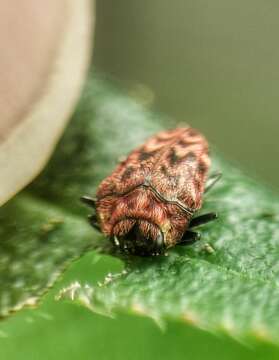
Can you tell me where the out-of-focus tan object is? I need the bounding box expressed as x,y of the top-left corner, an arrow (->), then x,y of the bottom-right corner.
0,0 -> 94,206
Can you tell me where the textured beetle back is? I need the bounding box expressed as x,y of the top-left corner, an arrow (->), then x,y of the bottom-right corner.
95,127 -> 210,249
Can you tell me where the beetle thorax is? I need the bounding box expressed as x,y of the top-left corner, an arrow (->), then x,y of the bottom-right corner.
109,187 -> 167,232
97,187 -> 191,254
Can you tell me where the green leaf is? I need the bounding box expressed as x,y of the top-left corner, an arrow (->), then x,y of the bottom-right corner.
1,73 -> 279,346
0,194 -> 101,318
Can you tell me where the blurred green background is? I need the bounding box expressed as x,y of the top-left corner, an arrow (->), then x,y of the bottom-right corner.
95,0 -> 279,190
1,1 -> 279,359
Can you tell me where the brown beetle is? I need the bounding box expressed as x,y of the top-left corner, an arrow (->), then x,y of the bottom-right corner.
81,128 -> 220,256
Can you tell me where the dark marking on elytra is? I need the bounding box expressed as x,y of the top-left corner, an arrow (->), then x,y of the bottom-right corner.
160,165 -> 170,176
155,136 -> 169,143
186,151 -> 196,162
139,149 -> 158,161
177,139 -> 190,148
168,148 -> 199,167
177,139 -> 198,148
168,148 -> 179,166
121,166 -> 135,181
198,161 -> 207,174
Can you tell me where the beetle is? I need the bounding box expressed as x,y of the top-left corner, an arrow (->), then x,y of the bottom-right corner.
81,127 -> 220,256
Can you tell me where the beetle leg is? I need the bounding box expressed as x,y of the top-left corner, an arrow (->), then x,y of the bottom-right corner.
88,214 -> 101,232
189,212 -> 217,228
80,195 -> 97,209
178,231 -> 201,246
205,172 -> 222,193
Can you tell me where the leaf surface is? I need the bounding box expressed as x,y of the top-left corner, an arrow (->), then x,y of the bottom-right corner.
1,74 -> 279,345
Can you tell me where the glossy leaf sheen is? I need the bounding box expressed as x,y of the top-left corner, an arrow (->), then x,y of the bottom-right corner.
1,74 -> 279,344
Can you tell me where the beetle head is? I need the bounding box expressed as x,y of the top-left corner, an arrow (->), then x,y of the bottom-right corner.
113,219 -> 165,256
